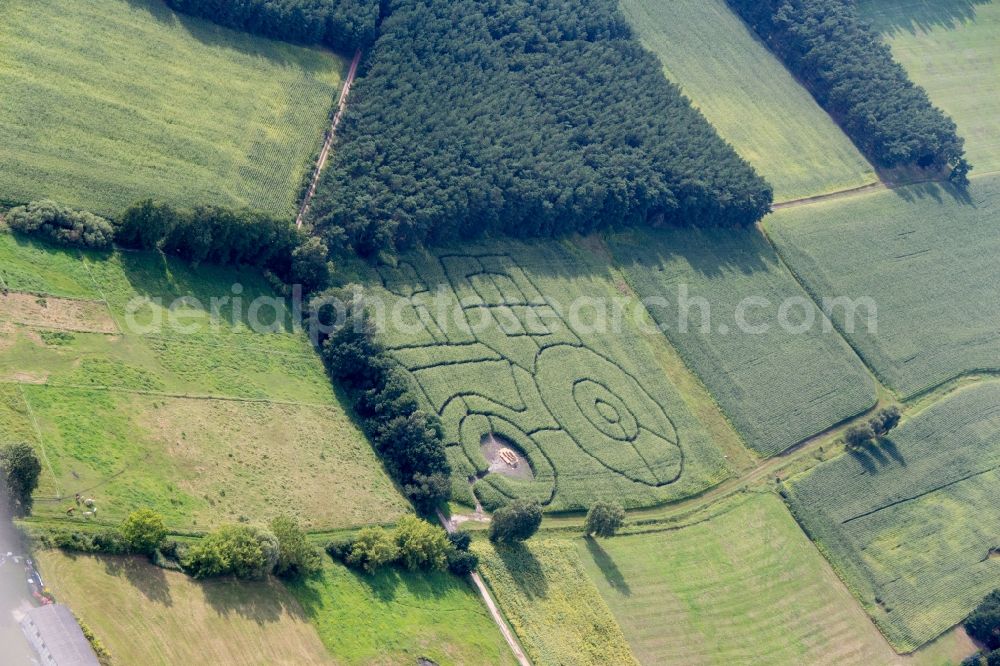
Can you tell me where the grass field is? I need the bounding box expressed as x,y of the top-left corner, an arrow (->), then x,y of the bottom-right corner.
0,0 -> 344,215
784,381 -> 1000,651
621,0 -> 876,201
766,175 -> 1000,398
38,550 -> 332,665
577,493 -> 902,665
366,238 -> 746,511
473,538 -> 637,665
0,232 -> 409,530
608,227 -> 876,456
287,559 -> 516,665
861,0 -> 1000,174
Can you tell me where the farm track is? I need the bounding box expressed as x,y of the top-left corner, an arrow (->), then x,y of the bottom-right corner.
438,510 -> 532,666
296,49 -> 362,229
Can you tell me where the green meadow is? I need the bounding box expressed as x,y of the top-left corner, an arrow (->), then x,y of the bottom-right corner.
621,0 -> 876,201
0,0 -> 344,215
861,0 -> 1000,174
0,233 -> 409,531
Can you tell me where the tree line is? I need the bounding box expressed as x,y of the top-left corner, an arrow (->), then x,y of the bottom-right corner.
309,287 -> 452,510
3,199 -> 331,293
309,0 -> 773,257
163,0 -> 379,52
726,0 -> 969,182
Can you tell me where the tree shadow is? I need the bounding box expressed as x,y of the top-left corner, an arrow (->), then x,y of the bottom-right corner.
863,0 -> 990,37
101,554 -> 173,606
494,542 -> 548,599
200,575 -> 294,624
119,0 -> 341,69
116,249 -> 297,335
890,180 -> 974,207
879,436 -> 906,466
583,536 -> 630,597
849,437 -> 906,473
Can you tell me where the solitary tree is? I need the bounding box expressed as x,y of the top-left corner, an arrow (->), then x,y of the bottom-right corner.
0,442 -> 41,516
489,500 -> 542,543
844,423 -> 874,449
585,502 -> 625,538
119,509 -> 167,555
870,406 -> 901,438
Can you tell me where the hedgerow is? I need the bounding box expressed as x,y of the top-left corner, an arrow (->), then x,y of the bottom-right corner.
726,0 -> 969,180
6,200 -> 115,249
118,200 -> 330,292
311,0 -> 772,256
309,287 -> 451,510
163,0 -> 379,52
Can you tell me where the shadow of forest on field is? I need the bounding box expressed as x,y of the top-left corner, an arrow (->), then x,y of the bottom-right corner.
862,0 -> 991,37
120,0 -> 344,68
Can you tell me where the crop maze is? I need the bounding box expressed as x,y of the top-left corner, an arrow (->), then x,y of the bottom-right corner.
378,253 -> 687,507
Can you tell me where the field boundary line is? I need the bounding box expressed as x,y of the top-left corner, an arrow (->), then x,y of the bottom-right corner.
0,380 -> 334,409
438,510 -> 532,666
772,181 -> 886,209
296,48 -> 363,228
16,383 -> 62,499
78,251 -> 123,335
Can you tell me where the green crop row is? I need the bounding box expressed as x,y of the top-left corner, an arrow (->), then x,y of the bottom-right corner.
785,381 -> 1000,651
367,239 -> 734,511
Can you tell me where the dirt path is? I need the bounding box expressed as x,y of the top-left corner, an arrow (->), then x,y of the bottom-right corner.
437,510 -> 531,666
296,49 -> 363,229
772,180 -> 886,209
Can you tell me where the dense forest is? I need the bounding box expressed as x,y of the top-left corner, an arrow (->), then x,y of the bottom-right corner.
164,0 -> 379,51
726,0 -> 968,179
309,0 -> 773,256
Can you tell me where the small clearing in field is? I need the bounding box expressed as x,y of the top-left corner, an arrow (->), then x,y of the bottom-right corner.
0,292 -> 116,334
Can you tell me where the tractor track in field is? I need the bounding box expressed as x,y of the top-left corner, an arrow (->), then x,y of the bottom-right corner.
296,48 -> 362,229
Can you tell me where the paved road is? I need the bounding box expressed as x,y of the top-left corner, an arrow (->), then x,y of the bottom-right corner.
0,496 -> 38,665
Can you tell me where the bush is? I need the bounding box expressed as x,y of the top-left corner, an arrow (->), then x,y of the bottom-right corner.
392,516 -> 450,571
0,442 -> 42,516
290,236 -> 332,294
119,509 -> 167,556
584,502 -> 625,538
47,529 -> 128,555
183,525 -> 278,580
844,423 -> 874,449
271,516 -> 322,579
325,536 -> 354,562
6,200 -> 115,249
726,0 -> 967,176
870,406 -> 901,437
447,531 -> 472,552
966,589 -> 1000,651
446,549 -> 479,576
117,200 -> 325,292
489,500 -> 542,543
346,526 -> 400,573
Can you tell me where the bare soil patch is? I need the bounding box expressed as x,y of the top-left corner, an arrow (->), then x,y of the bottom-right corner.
0,292 -> 115,333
